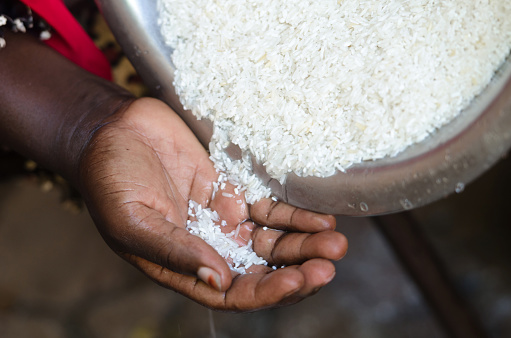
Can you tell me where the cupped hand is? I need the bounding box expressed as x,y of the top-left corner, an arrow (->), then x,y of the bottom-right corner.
77,97 -> 348,311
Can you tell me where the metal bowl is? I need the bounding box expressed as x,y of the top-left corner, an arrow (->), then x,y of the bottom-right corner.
96,0 -> 511,216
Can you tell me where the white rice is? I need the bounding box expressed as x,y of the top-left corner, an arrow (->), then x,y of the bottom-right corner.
159,0 -> 511,270
187,199 -> 268,274
209,129 -> 272,204
158,0 -> 511,186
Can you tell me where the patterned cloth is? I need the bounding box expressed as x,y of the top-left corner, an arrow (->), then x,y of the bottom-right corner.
17,0 -> 112,80
0,0 -> 45,47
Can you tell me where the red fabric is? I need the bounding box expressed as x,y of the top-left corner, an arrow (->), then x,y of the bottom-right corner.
20,0 -> 112,81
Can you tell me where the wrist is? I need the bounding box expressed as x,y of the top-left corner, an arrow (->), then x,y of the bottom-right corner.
0,31 -> 135,187
53,82 -> 136,187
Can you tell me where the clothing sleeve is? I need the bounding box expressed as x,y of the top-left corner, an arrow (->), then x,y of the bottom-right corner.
20,0 -> 112,80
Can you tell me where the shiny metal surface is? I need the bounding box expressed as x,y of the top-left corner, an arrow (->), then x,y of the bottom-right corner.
96,0 -> 511,216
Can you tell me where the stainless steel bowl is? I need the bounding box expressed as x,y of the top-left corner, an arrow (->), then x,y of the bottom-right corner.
96,0 -> 511,216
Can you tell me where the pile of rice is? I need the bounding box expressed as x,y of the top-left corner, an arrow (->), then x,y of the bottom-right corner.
187,198 -> 268,274
158,0 -> 511,271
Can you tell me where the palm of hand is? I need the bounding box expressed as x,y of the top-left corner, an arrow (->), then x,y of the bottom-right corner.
78,98 -> 347,311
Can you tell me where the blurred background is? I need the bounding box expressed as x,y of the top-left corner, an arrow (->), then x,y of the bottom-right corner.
1,1 -> 510,337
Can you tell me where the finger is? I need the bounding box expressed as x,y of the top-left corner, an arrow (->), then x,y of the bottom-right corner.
252,226 -> 348,265
249,199 -> 336,232
294,259 -> 336,297
110,204 -> 233,292
277,259 -> 336,304
223,261 -> 335,310
224,267 -> 305,311
122,253 -> 229,307
124,254 -> 307,311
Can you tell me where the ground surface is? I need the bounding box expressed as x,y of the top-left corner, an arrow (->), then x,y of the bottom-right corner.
1,156 -> 511,337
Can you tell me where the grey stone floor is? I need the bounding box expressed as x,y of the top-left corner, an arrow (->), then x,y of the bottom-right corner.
0,156 -> 510,338
413,155 -> 511,338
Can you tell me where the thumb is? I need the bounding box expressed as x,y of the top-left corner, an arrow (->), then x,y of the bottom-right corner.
101,206 -> 233,292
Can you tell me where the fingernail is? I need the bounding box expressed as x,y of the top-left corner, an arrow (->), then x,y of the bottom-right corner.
197,267 -> 222,291
326,271 -> 336,283
283,287 -> 301,299
311,287 -> 322,295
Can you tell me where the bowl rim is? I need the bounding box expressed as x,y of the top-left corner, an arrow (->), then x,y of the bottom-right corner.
96,0 -> 511,215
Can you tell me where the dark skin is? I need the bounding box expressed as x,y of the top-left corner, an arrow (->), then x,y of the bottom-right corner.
0,31 -> 348,311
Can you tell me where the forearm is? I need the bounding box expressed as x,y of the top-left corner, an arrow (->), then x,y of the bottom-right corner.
0,31 -> 135,186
